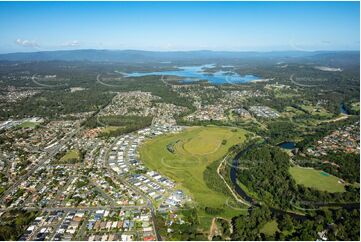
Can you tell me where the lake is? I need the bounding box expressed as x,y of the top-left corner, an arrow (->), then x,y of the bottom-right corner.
277,141 -> 296,150
125,64 -> 260,84
340,103 -> 349,115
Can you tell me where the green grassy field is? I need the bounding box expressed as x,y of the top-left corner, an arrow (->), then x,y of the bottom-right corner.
139,126 -> 249,226
60,149 -> 81,163
17,121 -> 39,129
260,220 -> 279,236
100,126 -> 121,134
281,106 -> 306,118
289,166 -> 345,193
351,102 -> 360,112
299,104 -> 333,118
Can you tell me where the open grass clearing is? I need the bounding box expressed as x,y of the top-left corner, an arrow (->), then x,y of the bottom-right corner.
351,102 -> 360,112
100,126 -> 122,134
289,166 -> 345,193
281,106 -> 306,118
260,220 -> 279,236
17,121 -> 39,129
299,104 -> 333,118
60,149 -> 81,163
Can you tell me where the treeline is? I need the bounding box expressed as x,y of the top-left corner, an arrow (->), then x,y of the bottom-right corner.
295,152 -> 359,184
86,115 -> 152,137
0,209 -> 38,240
1,89 -> 115,119
230,206 -> 360,241
95,74 -> 195,111
231,206 -> 272,240
203,158 -> 232,197
212,218 -> 231,240
237,145 -> 294,208
155,208 -> 207,241
265,120 -> 300,144
176,119 -> 263,135
204,207 -> 225,215
344,100 -> 360,115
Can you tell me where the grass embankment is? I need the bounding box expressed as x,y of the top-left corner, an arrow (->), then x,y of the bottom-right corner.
139,126 -> 249,228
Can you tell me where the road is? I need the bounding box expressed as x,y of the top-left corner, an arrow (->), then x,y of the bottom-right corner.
289,74 -> 320,88
0,128 -> 80,204
103,139 -> 162,241
3,73 -> 163,239
89,180 -> 117,207
1,74 -> 111,205
320,114 -> 349,123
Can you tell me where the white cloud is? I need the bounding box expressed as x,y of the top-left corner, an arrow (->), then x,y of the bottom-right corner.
62,40 -> 80,47
15,39 -> 39,48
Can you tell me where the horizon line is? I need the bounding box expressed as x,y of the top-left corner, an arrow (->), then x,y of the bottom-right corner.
0,48 -> 360,55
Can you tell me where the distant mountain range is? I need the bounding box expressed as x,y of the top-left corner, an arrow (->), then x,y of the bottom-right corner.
0,49 -> 359,64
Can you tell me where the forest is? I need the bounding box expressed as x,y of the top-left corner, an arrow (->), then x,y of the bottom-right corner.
236,145 -> 359,209
230,206 -> 359,241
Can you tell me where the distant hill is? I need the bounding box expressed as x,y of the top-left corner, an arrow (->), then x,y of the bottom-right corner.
0,49 -> 359,64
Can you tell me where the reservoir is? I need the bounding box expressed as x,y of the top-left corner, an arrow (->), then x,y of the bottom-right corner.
125,64 -> 260,84
277,141 -> 296,149
340,103 -> 349,115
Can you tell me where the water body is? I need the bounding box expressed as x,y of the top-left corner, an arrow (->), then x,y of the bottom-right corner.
340,103 -> 349,115
125,64 -> 260,84
277,141 -> 296,150
230,144 -> 259,205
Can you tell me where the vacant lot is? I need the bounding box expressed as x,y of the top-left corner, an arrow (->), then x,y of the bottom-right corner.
100,126 -> 121,134
299,104 -> 333,118
289,166 -> 345,193
139,126 -> 248,224
59,149 -> 81,163
17,121 -> 39,129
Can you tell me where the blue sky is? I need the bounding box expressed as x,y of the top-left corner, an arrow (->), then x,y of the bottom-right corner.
0,1 -> 359,53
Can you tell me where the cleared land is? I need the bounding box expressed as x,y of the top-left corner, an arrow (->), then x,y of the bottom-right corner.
351,102 -> 360,112
299,104 -> 333,118
17,121 -> 39,129
260,220 -> 279,236
59,149 -> 81,163
100,126 -> 121,134
281,106 -> 306,118
139,126 -> 248,224
289,166 -> 345,193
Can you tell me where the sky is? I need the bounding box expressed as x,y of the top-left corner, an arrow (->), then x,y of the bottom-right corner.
0,1 -> 359,53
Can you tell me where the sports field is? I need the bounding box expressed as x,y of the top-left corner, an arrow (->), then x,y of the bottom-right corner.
139,126 -> 248,223
289,166 -> 345,193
